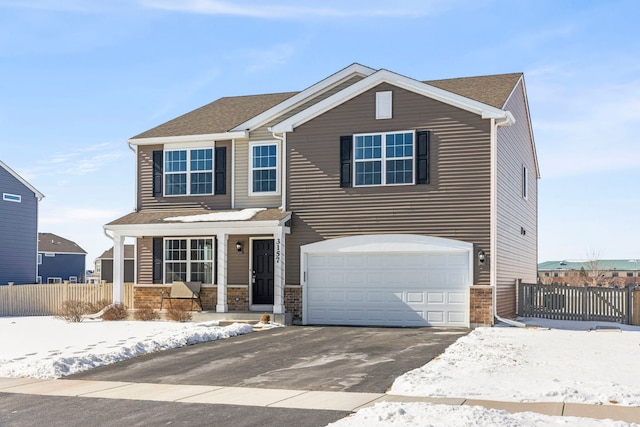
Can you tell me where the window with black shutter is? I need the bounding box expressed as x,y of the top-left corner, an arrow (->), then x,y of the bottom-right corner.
340,135 -> 353,188
214,147 -> 226,195
415,130 -> 429,185
152,151 -> 163,197
152,237 -> 163,284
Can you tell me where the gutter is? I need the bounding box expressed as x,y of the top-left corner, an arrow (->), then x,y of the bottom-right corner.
270,130 -> 287,211
491,117 -> 525,328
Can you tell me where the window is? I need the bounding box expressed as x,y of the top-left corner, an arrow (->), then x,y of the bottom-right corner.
69,276 -> 78,284
250,142 -> 279,195
354,131 -> 414,186
164,238 -> 214,284
3,193 -> 21,203
522,165 -> 529,200
165,148 -> 213,196
612,272 -> 619,277
48,277 -> 62,284
627,272 -> 634,277
36,276 -> 42,284
37,254 -> 42,265
45,253 -> 55,257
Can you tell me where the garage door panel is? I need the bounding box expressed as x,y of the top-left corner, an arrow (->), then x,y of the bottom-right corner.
305,249 -> 469,327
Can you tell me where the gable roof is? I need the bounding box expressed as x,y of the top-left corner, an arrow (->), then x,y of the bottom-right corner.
38,232 -> 87,254
98,245 -> 135,260
128,65 -> 522,141
271,69 -> 515,133
0,160 -> 44,201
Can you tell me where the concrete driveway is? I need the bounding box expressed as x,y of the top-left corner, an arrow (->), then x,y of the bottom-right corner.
70,325 -> 469,393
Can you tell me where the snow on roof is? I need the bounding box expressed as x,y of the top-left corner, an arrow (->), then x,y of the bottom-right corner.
163,208 -> 266,222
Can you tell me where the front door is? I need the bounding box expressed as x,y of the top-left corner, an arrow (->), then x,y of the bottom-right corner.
252,239 -> 274,305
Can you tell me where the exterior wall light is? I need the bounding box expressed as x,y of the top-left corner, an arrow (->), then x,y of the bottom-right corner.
236,241 -> 243,253
478,250 -> 486,264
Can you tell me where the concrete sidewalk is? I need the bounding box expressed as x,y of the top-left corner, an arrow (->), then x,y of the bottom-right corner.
1,377 -> 639,424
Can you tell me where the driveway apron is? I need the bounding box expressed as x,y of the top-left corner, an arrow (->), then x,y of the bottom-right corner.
69,326 -> 469,393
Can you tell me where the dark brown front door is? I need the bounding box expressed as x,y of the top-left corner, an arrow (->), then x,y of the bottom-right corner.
252,239 -> 274,305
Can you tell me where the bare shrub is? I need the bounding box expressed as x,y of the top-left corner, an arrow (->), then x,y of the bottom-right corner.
101,303 -> 128,321
166,304 -> 193,322
134,306 -> 160,321
85,299 -> 112,315
57,300 -> 88,323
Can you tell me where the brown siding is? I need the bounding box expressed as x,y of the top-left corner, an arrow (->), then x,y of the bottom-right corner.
138,141 -> 232,211
227,235 -> 250,285
233,141 -> 281,209
495,79 -> 538,318
285,82 -> 492,286
136,237 -> 153,284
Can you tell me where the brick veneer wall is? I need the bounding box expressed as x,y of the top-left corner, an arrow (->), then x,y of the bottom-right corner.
470,285 -> 494,326
228,286 -> 249,311
133,285 -> 248,311
285,285 -> 302,322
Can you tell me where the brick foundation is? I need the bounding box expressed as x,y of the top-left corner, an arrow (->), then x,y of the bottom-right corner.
284,285 -> 302,322
470,285 -> 494,326
227,286 -> 249,311
133,285 -> 249,312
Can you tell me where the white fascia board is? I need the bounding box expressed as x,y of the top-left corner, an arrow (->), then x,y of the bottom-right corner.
104,220 -> 288,237
129,131 -> 248,146
0,160 -> 44,201
272,69 -> 514,132
230,63 -> 376,132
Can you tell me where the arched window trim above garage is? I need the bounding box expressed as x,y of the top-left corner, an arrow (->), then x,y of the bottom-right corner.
301,234 -> 473,254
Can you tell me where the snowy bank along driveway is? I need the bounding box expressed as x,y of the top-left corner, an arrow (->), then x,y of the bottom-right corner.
390,319 -> 640,406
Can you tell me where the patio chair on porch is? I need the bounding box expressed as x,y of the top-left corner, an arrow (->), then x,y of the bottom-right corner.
160,281 -> 202,311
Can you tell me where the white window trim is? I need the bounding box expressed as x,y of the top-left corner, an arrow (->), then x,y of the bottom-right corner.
36,276 -> 42,284
163,146 -> 215,197
48,277 -> 62,284
522,165 -> 529,200
353,130 -> 416,187
3,193 -> 21,203
69,276 -> 78,284
37,253 -> 42,265
163,237 -> 215,284
249,140 -> 281,196
44,253 -> 55,257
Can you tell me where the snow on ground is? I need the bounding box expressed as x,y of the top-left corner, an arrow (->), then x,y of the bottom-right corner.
2,316 -> 640,426
390,318 -> 640,406
0,316 -> 253,378
328,402 -> 635,427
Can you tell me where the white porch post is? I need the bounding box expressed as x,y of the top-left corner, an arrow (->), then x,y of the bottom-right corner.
112,233 -> 125,304
273,228 -> 285,314
216,233 -> 228,312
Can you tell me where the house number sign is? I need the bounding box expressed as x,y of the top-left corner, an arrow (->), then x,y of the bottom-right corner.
275,238 -> 281,264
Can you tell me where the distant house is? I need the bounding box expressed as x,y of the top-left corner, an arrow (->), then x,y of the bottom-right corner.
37,233 -> 87,284
0,161 -> 44,285
96,245 -> 135,283
538,260 -> 640,286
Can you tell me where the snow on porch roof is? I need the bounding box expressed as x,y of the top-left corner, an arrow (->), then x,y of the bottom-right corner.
106,208 -> 290,226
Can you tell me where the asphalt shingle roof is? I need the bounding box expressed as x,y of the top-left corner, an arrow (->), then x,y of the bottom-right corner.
107,208 -> 290,226
538,260 -> 640,271
38,232 -> 86,254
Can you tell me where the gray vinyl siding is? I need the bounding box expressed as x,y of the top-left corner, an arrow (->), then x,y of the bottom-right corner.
285,82 -> 492,286
233,141 -> 282,208
0,167 -> 38,285
100,260 -> 135,283
138,141 -> 232,211
495,79 -> 538,318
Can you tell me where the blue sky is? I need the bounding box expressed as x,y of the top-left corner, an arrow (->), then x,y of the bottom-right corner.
1,0 -> 639,268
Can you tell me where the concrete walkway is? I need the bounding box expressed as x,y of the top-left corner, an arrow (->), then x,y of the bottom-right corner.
2,377 -> 640,424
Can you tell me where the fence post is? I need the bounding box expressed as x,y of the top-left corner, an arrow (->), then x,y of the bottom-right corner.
633,289 -> 640,326
582,286 -> 589,321
516,279 -> 522,316
8,282 -> 14,316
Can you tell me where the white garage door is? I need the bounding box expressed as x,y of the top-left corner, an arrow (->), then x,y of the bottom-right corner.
302,235 -> 471,327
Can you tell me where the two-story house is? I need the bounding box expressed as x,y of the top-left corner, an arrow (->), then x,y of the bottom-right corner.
95,245 -> 136,283
37,232 -> 87,284
0,161 -> 44,285
105,64 -> 539,327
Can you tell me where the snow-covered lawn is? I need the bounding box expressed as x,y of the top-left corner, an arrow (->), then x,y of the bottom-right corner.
1,316 -> 639,426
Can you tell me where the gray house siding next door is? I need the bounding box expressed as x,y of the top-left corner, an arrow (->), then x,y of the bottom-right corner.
285,82 -> 493,287
0,167 -> 38,285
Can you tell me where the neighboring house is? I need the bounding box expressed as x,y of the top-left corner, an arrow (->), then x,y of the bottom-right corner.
96,245 -> 135,283
37,233 -> 87,284
0,161 -> 44,285
105,63 -> 539,327
538,260 -> 640,286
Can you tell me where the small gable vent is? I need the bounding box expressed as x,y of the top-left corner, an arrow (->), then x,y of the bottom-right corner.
376,91 -> 392,119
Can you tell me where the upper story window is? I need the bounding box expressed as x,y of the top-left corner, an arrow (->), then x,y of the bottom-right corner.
250,141 -> 279,195
164,148 -> 213,196
37,254 -> 42,265
522,165 -> 529,200
3,193 -> 21,203
354,131 -> 414,186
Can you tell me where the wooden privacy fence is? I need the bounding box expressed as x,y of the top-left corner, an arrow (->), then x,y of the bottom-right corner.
0,283 -> 135,317
518,282 -> 634,324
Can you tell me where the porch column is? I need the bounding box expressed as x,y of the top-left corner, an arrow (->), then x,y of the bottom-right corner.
216,233 -> 228,312
273,228 -> 285,314
112,233 -> 125,304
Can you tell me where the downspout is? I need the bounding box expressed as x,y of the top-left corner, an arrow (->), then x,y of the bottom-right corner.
271,130 -> 287,211
127,141 -> 137,212
491,117 -> 525,328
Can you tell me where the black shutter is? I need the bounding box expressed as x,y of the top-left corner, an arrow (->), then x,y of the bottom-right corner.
152,237 -> 163,284
416,130 -> 430,184
214,147 -> 226,195
152,150 -> 163,197
340,135 -> 353,188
